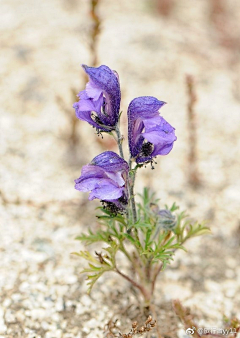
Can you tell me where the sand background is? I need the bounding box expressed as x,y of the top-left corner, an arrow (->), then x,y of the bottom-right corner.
0,0 -> 240,337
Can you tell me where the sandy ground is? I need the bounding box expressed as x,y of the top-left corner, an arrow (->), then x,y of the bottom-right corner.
0,0 -> 240,337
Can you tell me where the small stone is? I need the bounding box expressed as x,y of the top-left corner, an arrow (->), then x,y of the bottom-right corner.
0,325 -> 7,335
65,275 -> 77,284
55,298 -> 64,312
41,321 -> 49,330
80,295 -> 91,307
52,313 -> 60,322
16,311 -> 25,321
86,318 -> 98,329
3,299 -> 11,307
11,293 -> 21,301
76,303 -> 85,315
5,310 -> 16,323
30,308 -> 46,320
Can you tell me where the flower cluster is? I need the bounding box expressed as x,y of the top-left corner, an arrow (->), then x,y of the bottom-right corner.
74,65 -> 176,212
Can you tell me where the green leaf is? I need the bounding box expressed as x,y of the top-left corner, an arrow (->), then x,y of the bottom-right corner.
73,251 -> 99,264
121,232 -> 136,245
165,202 -> 179,212
77,245 -> 118,293
184,222 -> 211,239
145,229 -> 153,249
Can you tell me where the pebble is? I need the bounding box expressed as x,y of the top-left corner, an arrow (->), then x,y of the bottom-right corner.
76,303 -> 85,315
0,326 -> 7,335
80,294 -> 92,307
5,309 -> 16,323
2,299 -> 11,307
86,318 -> 99,329
30,308 -> 46,320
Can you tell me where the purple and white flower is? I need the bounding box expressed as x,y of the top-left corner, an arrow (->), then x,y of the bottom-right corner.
128,96 -> 177,163
75,151 -> 128,211
73,65 -> 121,132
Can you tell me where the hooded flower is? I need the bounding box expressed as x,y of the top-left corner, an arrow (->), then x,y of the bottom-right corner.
73,65 -> 121,132
128,96 -> 177,163
75,151 -> 128,212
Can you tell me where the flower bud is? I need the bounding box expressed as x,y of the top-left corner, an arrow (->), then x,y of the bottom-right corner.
158,209 -> 177,230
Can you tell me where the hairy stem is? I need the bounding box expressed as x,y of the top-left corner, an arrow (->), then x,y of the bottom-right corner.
151,262 -> 163,294
115,124 -> 124,159
129,161 -> 137,224
132,251 -> 146,282
145,258 -> 152,284
115,266 -> 151,302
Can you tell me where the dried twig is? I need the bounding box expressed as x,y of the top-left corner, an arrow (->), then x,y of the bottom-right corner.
173,299 -> 200,338
104,316 -> 156,338
89,0 -> 101,68
156,0 -> 174,17
209,0 -> 240,52
57,0 -> 102,149
186,75 -> 201,188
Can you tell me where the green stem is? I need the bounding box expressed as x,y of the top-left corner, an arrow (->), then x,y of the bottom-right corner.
145,258 -> 152,284
115,124 -> 124,159
129,160 -> 137,224
151,262 -> 163,294
132,251 -> 146,282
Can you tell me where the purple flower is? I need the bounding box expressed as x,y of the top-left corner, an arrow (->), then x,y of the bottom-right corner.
75,151 -> 128,212
73,65 -> 121,132
128,96 -> 177,163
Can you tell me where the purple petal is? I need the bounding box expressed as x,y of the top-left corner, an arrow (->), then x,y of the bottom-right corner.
152,142 -> 174,156
106,171 -> 125,187
142,115 -> 163,129
128,96 -> 165,120
77,98 -> 96,112
127,96 -> 176,163
77,90 -> 89,100
78,164 -> 107,180
89,183 -> 123,201
74,152 -> 129,208
142,126 -> 176,145
128,97 -> 165,158
73,103 -> 111,132
86,80 -> 103,101
91,151 -> 129,172
82,65 -> 121,127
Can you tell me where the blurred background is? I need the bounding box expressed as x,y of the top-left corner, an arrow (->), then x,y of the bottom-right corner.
0,0 -> 240,337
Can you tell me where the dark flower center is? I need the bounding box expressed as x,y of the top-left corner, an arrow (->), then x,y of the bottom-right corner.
140,142 -> 154,157
101,201 -> 121,216
118,195 -> 128,206
101,195 -> 127,216
91,113 -> 102,125
101,99 -> 107,116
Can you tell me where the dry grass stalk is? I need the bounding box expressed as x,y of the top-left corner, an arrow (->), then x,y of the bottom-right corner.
209,0 -> 240,54
89,0 -> 101,68
57,0 -> 102,149
186,74 -> 201,188
156,0 -> 174,17
173,299 -> 200,338
104,316 -> 156,338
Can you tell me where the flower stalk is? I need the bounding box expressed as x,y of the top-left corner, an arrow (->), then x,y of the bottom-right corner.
115,123 -> 124,159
